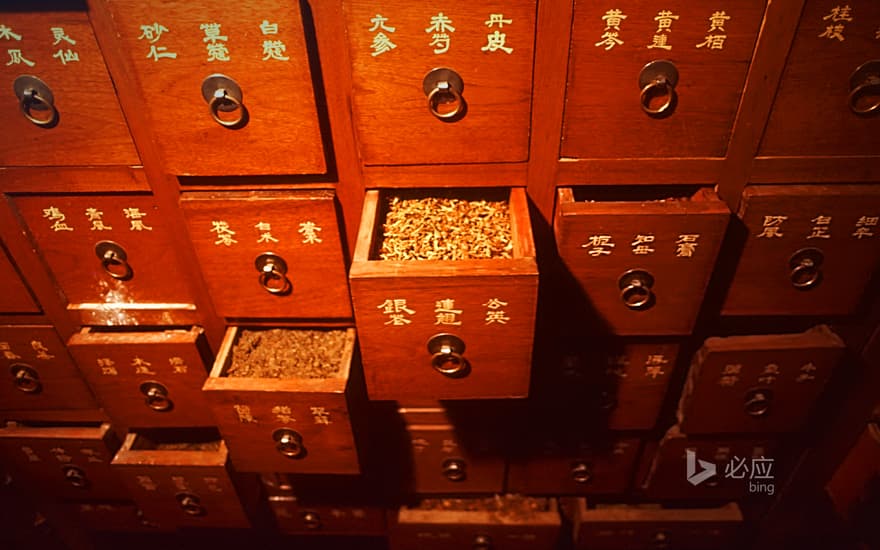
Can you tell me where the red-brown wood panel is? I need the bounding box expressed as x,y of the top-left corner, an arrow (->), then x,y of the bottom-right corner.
0,243 -> 39,313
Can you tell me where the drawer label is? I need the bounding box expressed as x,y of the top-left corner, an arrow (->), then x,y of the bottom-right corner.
260,20 -> 290,62
139,22 -> 178,62
41,205 -> 154,232
818,5 -> 854,42
580,233 -> 703,257
369,14 -> 397,57
425,13 -> 456,54
366,11 -> 519,57
696,11 -> 731,50
646,10 -> 680,51
200,22 -> 230,62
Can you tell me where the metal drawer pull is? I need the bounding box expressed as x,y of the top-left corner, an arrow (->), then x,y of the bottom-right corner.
639,60 -> 678,117
10,363 -> 41,394
139,381 -> 172,412
789,248 -> 824,290
95,241 -> 133,281
423,68 -> 466,121
442,458 -> 467,481
273,428 -> 306,459
744,387 -> 772,417
255,253 -> 292,295
618,269 -> 655,310
848,60 -> 880,116
201,74 -> 247,128
301,511 -> 322,530
14,75 -> 58,128
176,493 -> 206,516
571,461 -> 593,484
427,333 -> 469,376
62,465 -> 89,489
473,534 -> 493,550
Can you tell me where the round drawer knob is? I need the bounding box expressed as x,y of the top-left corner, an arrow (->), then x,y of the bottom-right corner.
652,530 -> 671,549
789,248 -> 824,290
62,465 -> 88,489
13,75 -> 58,128
301,511 -> 322,530
10,363 -> 41,394
638,60 -> 679,117
422,67 -> 466,121
95,241 -> 133,281
442,458 -> 467,482
473,534 -> 493,550
201,74 -> 248,128
570,461 -> 593,484
744,388 -> 772,417
255,253 -> 292,295
176,492 -> 206,516
618,269 -> 655,310
139,381 -> 173,412
273,428 -> 306,459
427,333 -> 469,377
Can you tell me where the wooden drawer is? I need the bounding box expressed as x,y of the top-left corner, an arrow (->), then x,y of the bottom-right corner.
760,1 -> 880,157
203,326 -> 361,474
67,326 -> 214,429
507,436 -> 641,496
269,495 -> 387,536
0,243 -> 39,313
98,0 -> 325,176
12,194 -> 197,325
1,325 -> 96,412
0,422 -> 128,500
66,501 -> 165,532
390,498 -> 561,550
111,430 -> 251,529
180,191 -> 351,320
342,0 -> 536,165
640,427 -> 778,500
677,326 -> 845,434
721,184 -> 880,316
350,188 -> 538,400
563,1 -> 765,159
570,499 -> 742,550
826,423 -> 880,521
0,5 -> 139,167
554,187 -> 729,336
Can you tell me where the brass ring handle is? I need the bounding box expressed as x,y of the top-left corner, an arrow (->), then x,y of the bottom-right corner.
427,81 -> 464,120
255,253 -> 292,295
139,381 -> 172,412
618,269 -> 655,310
744,388 -> 772,417
472,534 -> 493,550
848,75 -> 880,116
301,512 -> 322,530
789,247 -> 824,290
208,88 -> 244,128
442,458 -> 467,482
640,76 -> 675,116
176,493 -> 206,516
427,333 -> 469,376
62,465 -> 89,489
19,88 -> 58,127
10,363 -> 41,394
273,428 -> 306,459
571,461 -> 593,484
101,249 -> 133,280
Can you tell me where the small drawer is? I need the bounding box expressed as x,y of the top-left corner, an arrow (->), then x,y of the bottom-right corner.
826,423 -> 880,521
0,422 -> 127,500
342,1 -> 537,165
180,191 -> 351,320
0,5 -> 139,167
760,1 -> 880,157
0,243 -> 39,313
570,499 -> 742,550
390,497 -> 561,550
721,184 -> 880,316
507,436 -> 641,496
203,326 -> 361,474
111,430 -> 251,529
12,194 -> 197,325
640,426 -> 778,500
0,325 -> 96,412
99,0 -> 324,175
66,501 -> 166,532
350,188 -> 538,400
563,1 -> 765,159
678,326 -> 845,434
554,187 -> 729,335
67,326 -> 214,429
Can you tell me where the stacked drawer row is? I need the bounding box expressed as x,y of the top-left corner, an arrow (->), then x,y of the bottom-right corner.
0,0 -> 878,548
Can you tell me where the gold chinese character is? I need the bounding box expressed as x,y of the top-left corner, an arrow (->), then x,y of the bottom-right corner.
138,23 -> 168,43
298,221 -> 323,244
434,298 -> 462,326
600,9 -> 627,31
169,356 -> 188,374
818,24 -> 846,41
822,5 -> 854,23
807,215 -> 832,239
482,30 -> 512,54
85,208 -> 112,231
234,404 -> 257,423
631,234 -> 656,255
311,406 -> 331,425
707,11 -> 731,32
1,342 -> 21,360
97,357 -> 117,376
0,25 -> 22,41
262,40 -> 289,61
647,34 -> 671,50
370,32 -> 396,56
51,27 -> 76,46
272,405 -> 295,424
852,216 -> 877,239
378,298 -> 415,325
483,298 -> 510,325
369,14 -> 395,33
211,220 -> 238,246
653,10 -> 680,32
260,20 -> 279,35
582,235 -> 615,256
595,31 -> 623,50
42,206 -> 74,232
123,208 -> 152,231
675,234 -> 700,257
30,340 -> 54,360
756,215 -> 788,238
696,34 -> 727,50
485,14 -> 513,28
254,221 -> 279,243
132,356 -> 156,375
7,48 -> 35,67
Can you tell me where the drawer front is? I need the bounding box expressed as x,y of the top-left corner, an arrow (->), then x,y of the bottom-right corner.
826,423 -> 880,520
181,191 -> 351,319
554,188 -> 729,335
67,501 -> 165,532
0,325 -> 96,411
207,389 -> 358,474
642,431 -> 777,500
760,1 -> 880,157
507,438 -> 641,495
678,327 -> 845,434
13,195 -> 196,321
0,424 -> 127,500
269,497 -> 387,536
602,342 -> 679,430
343,0 -> 536,165
563,1 -> 765,159
0,8 -> 139,166
722,184 -> 880,316
67,327 -> 214,428
0,245 -> 39,313
405,424 -> 506,494
101,0 -> 325,175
